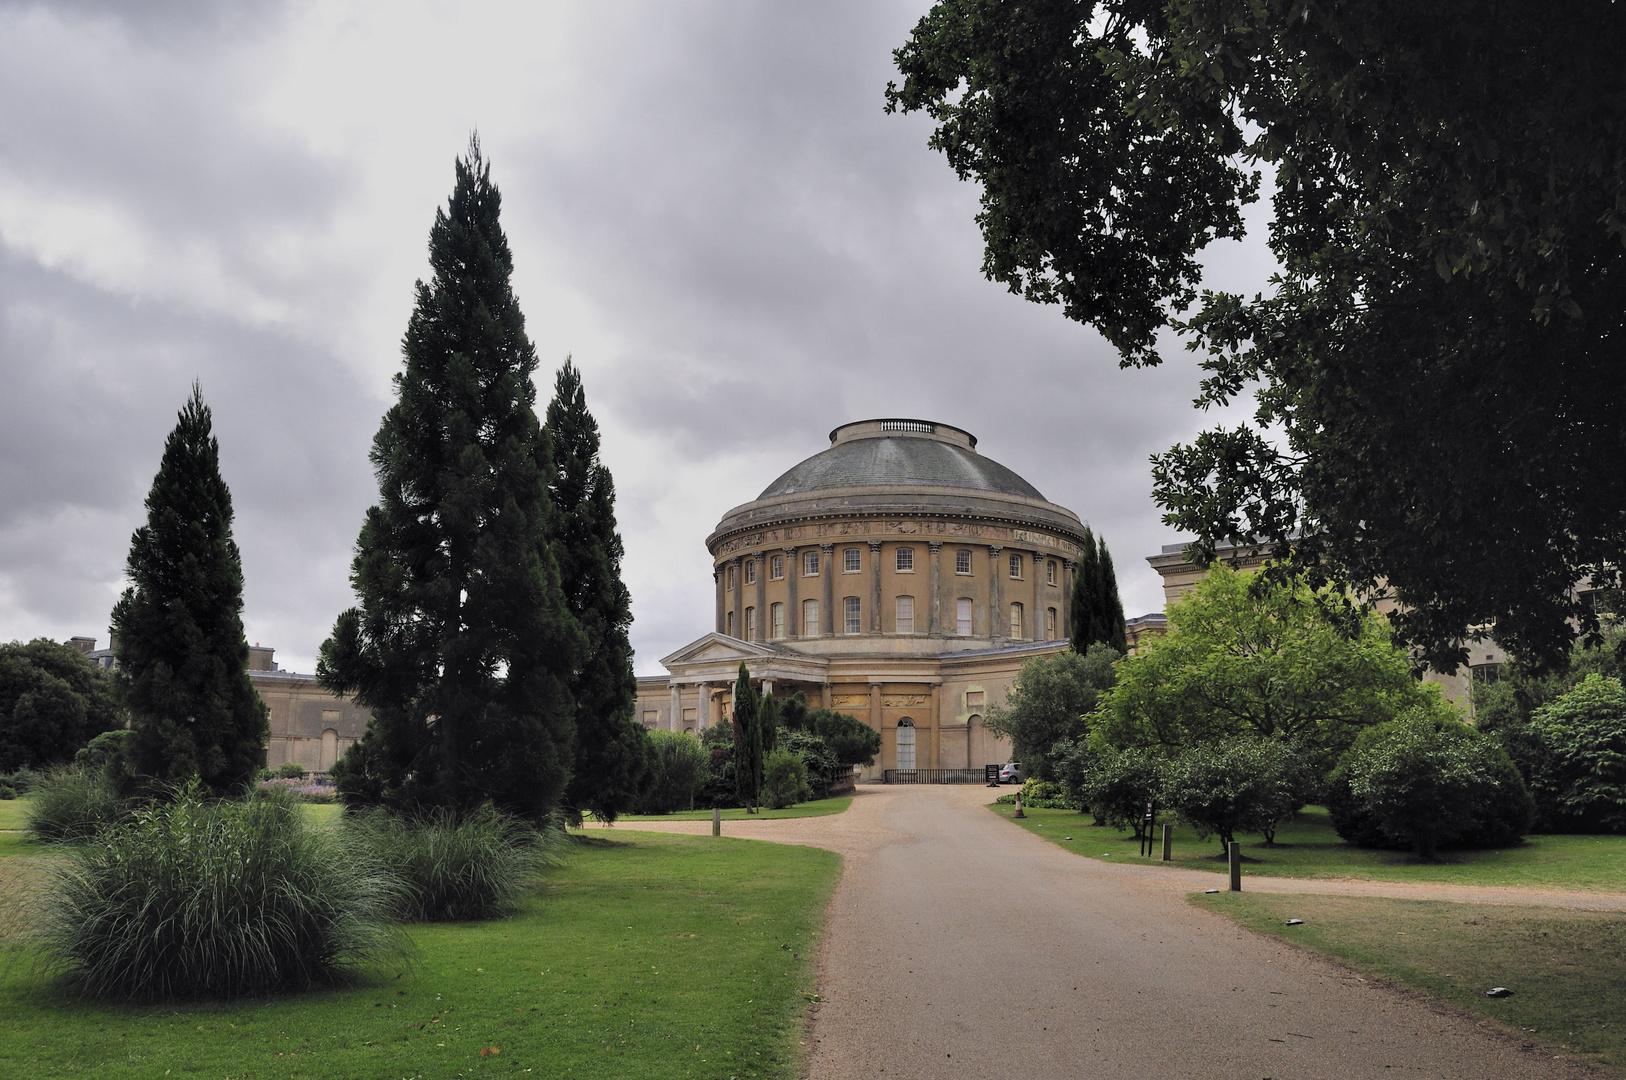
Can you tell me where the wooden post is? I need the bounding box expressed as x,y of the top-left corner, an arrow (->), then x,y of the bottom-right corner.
712,807 -> 721,837
1161,823 -> 1172,861
1228,841 -> 1241,891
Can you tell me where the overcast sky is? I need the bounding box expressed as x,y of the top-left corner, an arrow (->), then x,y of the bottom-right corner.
0,0 -> 1275,676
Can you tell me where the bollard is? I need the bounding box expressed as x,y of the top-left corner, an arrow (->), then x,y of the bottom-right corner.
1013,792 -> 1025,819
1228,841 -> 1242,891
712,807 -> 721,837
1161,823 -> 1172,862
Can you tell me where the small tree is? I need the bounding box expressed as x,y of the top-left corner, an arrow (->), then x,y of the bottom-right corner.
637,730 -> 710,814
1530,674 -> 1626,833
1073,745 -> 1165,838
984,644 -> 1118,780
1161,737 -> 1296,852
761,749 -> 811,810
113,386 -> 268,796
0,640 -> 122,773
730,664 -> 763,812
1069,530 -> 1128,654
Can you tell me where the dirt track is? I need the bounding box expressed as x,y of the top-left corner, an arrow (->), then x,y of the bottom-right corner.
615,786 -> 1614,1079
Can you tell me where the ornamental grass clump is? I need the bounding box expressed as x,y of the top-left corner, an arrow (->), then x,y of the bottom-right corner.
39,789 -> 404,1000
349,804 -> 558,922
26,763 -> 128,844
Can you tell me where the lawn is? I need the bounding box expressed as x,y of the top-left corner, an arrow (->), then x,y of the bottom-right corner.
0,830 -> 841,1080
615,796 -> 852,823
1194,891 -> 1626,1071
990,802 -> 1626,891
0,798 -> 27,832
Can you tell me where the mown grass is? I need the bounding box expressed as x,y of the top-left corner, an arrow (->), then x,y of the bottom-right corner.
0,799 -> 28,831
991,802 -> 1626,890
0,830 -> 840,1079
1194,891 -> 1626,1071
616,796 -> 853,823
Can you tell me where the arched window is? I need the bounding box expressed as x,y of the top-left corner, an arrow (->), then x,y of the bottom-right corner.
770,602 -> 785,640
896,718 -> 916,771
1009,602 -> 1024,640
895,595 -> 914,633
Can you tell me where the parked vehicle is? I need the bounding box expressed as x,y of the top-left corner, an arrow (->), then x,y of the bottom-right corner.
998,762 -> 1024,785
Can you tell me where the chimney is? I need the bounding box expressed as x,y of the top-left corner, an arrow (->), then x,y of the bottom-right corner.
247,644 -> 275,672
67,636 -> 97,655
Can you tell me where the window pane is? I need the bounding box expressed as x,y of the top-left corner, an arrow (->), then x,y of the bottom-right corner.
727,610 -> 735,635
745,560 -> 756,584
803,598 -> 819,634
956,597 -> 972,635
1009,602 -> 1023,639
844,548 -> 861,572
1009,553 -> 1022,579
728,566 -> 737,589
955,549 -> 971,574
804,550 -> 820,576
843,596 -> 861,634
1047,560 -> 1056,585
895,596 -> 914,633
896,547 -> 913,572
771,555 -> 784,580
1046,607 -> 1057,639
771,602 -> 785,639
745,607 -> 756,640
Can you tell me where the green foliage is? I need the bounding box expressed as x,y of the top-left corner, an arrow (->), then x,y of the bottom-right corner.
347,804 -> 555,922
1328,706 -> 1535,857
1094,566 -> 1423,767
1071,744 -> 1166,836
1529,674 -> 1626,833
1069,530 -> 1127,654
0,785 -> 14,800
548,359 -> 648,826
26,764 -> 129,844
111,386 -> 268,797
1016,778 -> 1072,810
761,749 -> 811,811
318,139 -> 581,822
889,1 -> 1626,672
73,729 -> 130,772
731,666 -> 763,812
39,789 -> 403,999
779,729 -> 843,800
757,691 -> 780,756
1161,737 -> 1297,850
0,639 -> 122,773
795,707 -> 880,769
274,761 -> 307,780
636,730 -> 710,814
983,644 -> 1118,781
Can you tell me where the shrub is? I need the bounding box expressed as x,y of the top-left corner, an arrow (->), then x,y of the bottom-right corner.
799,709 -> 881,769
1529,674 -> 1626,833
761,749 -> 811,810
275,761 -> 308,780
348,804 -> 557,922
1017,778 -> 1074,809
781,730 -> 843,799
26,764 -> 129,844
637,730 -> 710,814
698,743 -> 740,809
1161,738 -> 1296,851
74,729 -> 132,771
1074,746 -> 1165,835
1328,708 -> 1534,856
39,789 -> 403,999
0,765 -> 39,795
0,784 -> 14,800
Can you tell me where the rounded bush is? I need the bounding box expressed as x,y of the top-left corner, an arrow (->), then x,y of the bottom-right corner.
1530,673 -> 1626,833
637,729 -> 710,814
348,804 -> 555,922
26,764 -> 128,844
1074,746 -> 1164,832
40,790 -> 403,1000
1161,737 -> 1296,849
761,748 -> 811,810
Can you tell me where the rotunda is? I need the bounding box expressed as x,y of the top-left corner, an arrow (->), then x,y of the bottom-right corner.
636,419 -> 1087,778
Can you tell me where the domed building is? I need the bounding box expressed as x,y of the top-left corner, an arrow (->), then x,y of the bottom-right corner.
635,419 -> 1092,779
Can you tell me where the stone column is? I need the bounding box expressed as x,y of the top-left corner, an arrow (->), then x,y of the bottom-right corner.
1033,552 -> 1045,640
928,540 -> 943,637
820,543 -> 835,635
761,679 -> 774,697
695,681 -> 710,729
669,682 -> 681,731
730,557 -> 743,639
869,540 -> 883,633
989,544 -> 1004,642
869,682 -> 883,745
784,546 -> 799,637
753,553 -> 766,642
821,682 -> 832,709
1060,559 -> 1075,641
928,682 -> 942,769
714,567 -> 724,634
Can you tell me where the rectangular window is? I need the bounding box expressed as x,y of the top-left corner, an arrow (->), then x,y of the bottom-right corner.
895,547 -> 914,572
745,559 -> 757,585
771,602 -> 785,639
727,610 -> 736,636
965,690 -> 985,708
771,555 -> 785,580
1047,560 -> 1057,585
844,548 -> 861,573
745,606 -> 757,641
1046,607 -> 1057,639
728,565 -> 737,590
956,597 -> 972,635
955,549 -> 972,575
1009,602 -> 1023,639
1009,553 -> 1023,579
804,550 -> 820,576
803,598 -> 820,635
895,595 -> 914,633
843,596 -> 861,634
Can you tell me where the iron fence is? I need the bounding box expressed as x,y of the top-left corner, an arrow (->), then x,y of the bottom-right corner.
882,768 -> 989,784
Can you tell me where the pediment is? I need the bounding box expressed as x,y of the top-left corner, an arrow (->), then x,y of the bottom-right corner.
660,632 -> 782,668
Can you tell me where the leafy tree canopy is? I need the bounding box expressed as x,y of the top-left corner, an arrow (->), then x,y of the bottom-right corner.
984,643 -> 1119,781
1529,674 -> 1626,833
0,640 -> 122,774
888,0 -> 1626,671
1093,565 -> 1424,762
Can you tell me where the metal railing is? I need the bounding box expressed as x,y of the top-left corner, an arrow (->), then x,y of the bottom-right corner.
883,768 -> 988,784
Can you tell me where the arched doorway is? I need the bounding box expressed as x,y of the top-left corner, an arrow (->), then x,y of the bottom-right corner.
896,718 -> 916,771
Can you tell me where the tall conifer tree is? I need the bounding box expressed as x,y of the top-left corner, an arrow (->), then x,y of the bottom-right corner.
319,139 -> 581,820
1069,530 -> 1128,654
731,663 -> 763,812
113,385 -> 268,795
546,359 -> 648,824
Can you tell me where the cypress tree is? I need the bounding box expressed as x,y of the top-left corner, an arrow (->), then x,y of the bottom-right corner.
1069,529 -> 1128,654
319,139 -> 582,820
547,359 -> 648,824
731,663 -> 763,812
112,385 -> 268,795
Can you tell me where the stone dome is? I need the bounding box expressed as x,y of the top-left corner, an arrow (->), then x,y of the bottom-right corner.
758,419 -> 1045,501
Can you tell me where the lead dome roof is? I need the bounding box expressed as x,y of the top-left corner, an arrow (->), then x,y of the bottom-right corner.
758,419 -> 1045,501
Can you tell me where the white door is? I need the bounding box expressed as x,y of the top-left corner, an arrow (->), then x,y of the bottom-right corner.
896,719 -> 916,771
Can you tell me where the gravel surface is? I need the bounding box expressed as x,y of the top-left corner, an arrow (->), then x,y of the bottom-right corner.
614,786 -> 1614,1079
